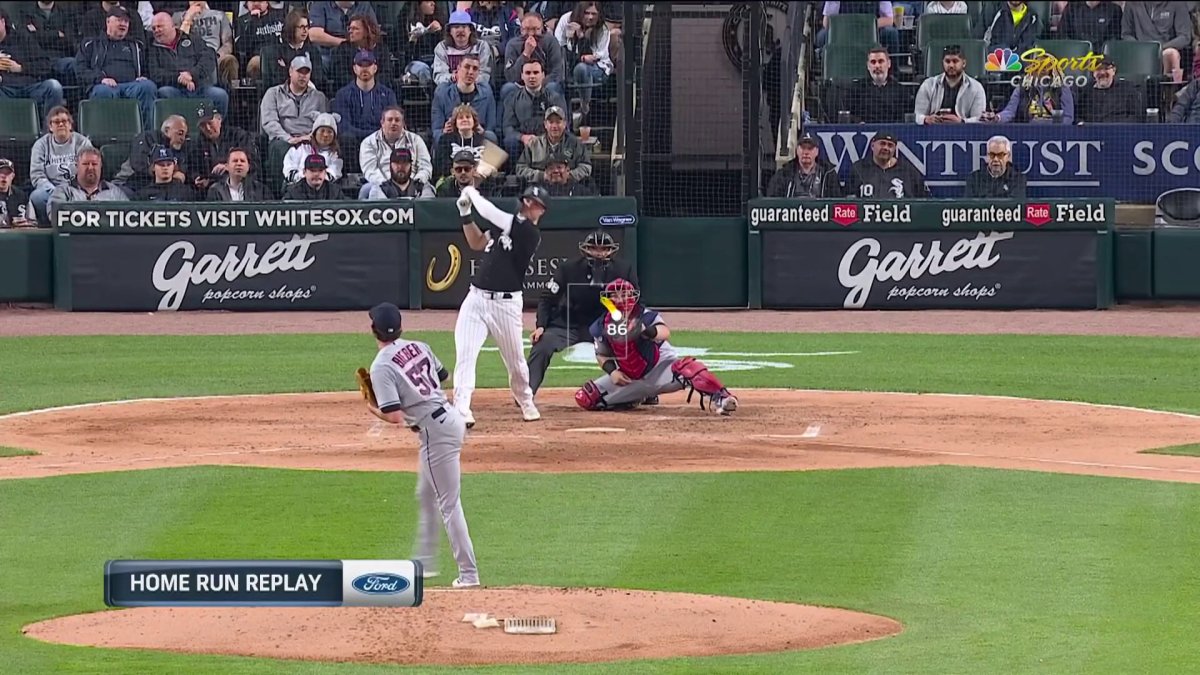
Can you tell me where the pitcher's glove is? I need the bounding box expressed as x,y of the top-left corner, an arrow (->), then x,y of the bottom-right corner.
356,367 -> 377,408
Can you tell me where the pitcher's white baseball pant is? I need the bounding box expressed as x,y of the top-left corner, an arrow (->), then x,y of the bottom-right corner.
453,286 -> 534,416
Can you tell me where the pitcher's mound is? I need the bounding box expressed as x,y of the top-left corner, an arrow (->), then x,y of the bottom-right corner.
24,586 -> 902,666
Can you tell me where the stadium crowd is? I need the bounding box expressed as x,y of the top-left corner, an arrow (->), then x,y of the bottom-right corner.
0,0 -> 621,227
775,1 -> 1200,198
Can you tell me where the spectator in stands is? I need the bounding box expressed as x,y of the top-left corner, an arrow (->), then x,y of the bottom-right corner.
175,1 -> 238,87
367,147 -> 433,199
1168,77 -> 1200,122
333,49 -> 399,150
330,15 -> 392,92
1122,1 -> 1191,79
555,2 -> 613,122
149,12 -> 229,117
0,159 -> 33,228
76,5 -> 157,132
115,114 -> 193,193
260,54 -> 329,193
515,105 -> 591,185
525,1 -> 567,32
401,1 -> 447,85
434,104 -> 488,183
846,45 -> 906,123
503,11 -> 565,99
283,112 -> 343,185
308,0 -> 377,69
432,54 -> 498,143
81,2 -> 146,39
358,105 -> 434,199
283,152 -> 340,199
765,132 -> 842,198
190,101 -> 257,194
1058,1 -> 1122,53
542,151 -> 592,196
207,147 -> 268,200
923,2 -> 967,14
994,64 -> 1074,124
30,106 -> 94,226
437,148 -> 486,197
914,44 -> 985,124
235,1 -> 285,81
136,146 -> 196,201
847,131 -> 930,199
48,148 -> 128,222
1078,57 -> 1142,123
503,59 -> 568,158
434,10 -> 495,91
817,2 -> 900,61
964,135 -> 1026,198
984,1 -> 1042,55
19,1 -> 79,85
469,1 -> 520,54
0,10 -> 65,129
262,9 -> 326,91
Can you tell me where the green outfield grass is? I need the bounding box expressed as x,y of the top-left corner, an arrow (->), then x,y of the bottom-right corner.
0,446 -> 36,457
1143,443 -> 1200,457
2,331 -> 1200,673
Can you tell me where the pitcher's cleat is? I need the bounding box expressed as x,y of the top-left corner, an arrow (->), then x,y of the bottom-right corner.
452,578 -> 481,588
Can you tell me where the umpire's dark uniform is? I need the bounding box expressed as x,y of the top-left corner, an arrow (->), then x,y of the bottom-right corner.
528,254 -> 638,395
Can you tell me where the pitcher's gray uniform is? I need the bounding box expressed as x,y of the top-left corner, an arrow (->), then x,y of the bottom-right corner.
368,303 -> 480,588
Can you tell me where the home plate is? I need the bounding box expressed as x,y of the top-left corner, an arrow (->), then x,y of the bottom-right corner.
566,427 -> 626,433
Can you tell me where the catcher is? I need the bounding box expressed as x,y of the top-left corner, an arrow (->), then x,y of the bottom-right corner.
574,278 -> 740,415
356,302 -> 481,589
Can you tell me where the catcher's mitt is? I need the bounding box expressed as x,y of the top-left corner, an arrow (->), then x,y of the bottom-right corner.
356,367 -> 377,408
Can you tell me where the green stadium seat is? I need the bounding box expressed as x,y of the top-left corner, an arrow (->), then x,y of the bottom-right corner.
823,44 -> 870,82
1033,39 -> 1096,78
0,98 -> 41,144
923,39 -> 987,80
918,14 -> 972,52
1103,40 -> 1163,80
154,97 -> 214,139
100,143 -> 129,181
79,99 -> 142,145
827,13 -> 878,47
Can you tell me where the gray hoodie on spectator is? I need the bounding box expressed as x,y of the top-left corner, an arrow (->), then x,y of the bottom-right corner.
504,86 -> 569,142
30,133 -> 95,192
516,133 -> 591,183
48,180 -> 128,224
260,81 -> 329,141
503,32 -> 565,85
1121,1 -> 1192,51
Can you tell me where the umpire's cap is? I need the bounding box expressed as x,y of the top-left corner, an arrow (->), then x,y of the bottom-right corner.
369,302 -> 403,341
521,185 -> 550,209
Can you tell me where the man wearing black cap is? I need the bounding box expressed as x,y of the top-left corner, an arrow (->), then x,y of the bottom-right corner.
0,158 -> 33,228
190,101 -> 257,193
515,105 -> 591,186
450,183 -> 549,427
75,4 -> 156,131
847,131 -> 930,199
542,152 -> 592,197
136,146 -> 196,201
766,133 -> 842,199
1078,57 -> 1142,124
362,302 -> 481,589
367,148 -> 431,199
283,153 -> 340,200
436,149 -> 490,198
527,228 -> 636,396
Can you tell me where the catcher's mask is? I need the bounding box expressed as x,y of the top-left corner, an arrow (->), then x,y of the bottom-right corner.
580,229 -> 619,264
602,278 -> 640,316
369,302 -> 403,342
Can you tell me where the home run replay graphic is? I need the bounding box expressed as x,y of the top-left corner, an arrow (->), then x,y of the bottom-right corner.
103,560 -> 423,607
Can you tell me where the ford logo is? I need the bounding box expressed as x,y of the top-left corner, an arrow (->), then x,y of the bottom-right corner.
599,214 -> 636,226
351,573 -> 409,595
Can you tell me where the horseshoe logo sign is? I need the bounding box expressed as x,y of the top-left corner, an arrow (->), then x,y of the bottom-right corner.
426,244 -> 463,292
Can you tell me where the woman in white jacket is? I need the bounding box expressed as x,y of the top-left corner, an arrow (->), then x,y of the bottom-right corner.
555,1 -> 613,120
283,112 -> 344,189
29,106 -> 94,225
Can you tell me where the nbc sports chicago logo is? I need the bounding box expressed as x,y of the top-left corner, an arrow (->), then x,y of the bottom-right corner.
984,47 -> 1100,88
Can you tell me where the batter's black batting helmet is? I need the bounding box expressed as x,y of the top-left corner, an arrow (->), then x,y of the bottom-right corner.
580,229 -> 619,260
520,185 -> 550,209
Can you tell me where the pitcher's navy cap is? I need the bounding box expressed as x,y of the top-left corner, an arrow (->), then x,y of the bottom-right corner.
369,303 -> 402,338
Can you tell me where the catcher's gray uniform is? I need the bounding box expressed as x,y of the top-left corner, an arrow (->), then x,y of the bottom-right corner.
371,339 -> 478,585
582,309 -> 684,407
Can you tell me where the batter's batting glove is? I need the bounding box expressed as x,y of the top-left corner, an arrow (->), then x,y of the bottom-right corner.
456,192 -> 472,217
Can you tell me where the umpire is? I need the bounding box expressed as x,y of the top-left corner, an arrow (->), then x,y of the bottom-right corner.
528,229 -> 638,396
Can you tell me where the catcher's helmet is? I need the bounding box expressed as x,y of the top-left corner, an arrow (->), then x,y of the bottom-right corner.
580,229 -> 619,260
520,185 -> 550,209
602,278 -> 640,316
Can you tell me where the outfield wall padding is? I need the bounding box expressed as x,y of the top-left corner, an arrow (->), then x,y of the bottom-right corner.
1151,227 -> 1200,298
0,229 -> 53,303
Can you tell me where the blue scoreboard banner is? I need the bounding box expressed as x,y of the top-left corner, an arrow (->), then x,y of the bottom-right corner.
805,124 -> 1197,203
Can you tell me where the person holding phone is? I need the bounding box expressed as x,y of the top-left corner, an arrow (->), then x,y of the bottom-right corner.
914,44 -> 985,125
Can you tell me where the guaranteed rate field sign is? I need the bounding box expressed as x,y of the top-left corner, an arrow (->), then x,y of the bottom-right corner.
104,560 -> 423,607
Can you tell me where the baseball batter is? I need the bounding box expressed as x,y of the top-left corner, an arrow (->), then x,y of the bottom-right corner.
451,184 -> 550,428
364,302 -> 480,588
575,279 -> 740,415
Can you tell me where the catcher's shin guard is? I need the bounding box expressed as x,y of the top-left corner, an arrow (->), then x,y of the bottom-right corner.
575,380 -> 606,410
671,356 -> 737,414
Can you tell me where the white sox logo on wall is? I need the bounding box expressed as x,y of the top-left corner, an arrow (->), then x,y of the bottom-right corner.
722,1 -> 789,69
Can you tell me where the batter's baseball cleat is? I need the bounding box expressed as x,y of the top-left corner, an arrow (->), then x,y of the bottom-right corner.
463,411 -> 475,428
520,401 -> 541,422
713,393 -> 738,416
452,577 -> 481,588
